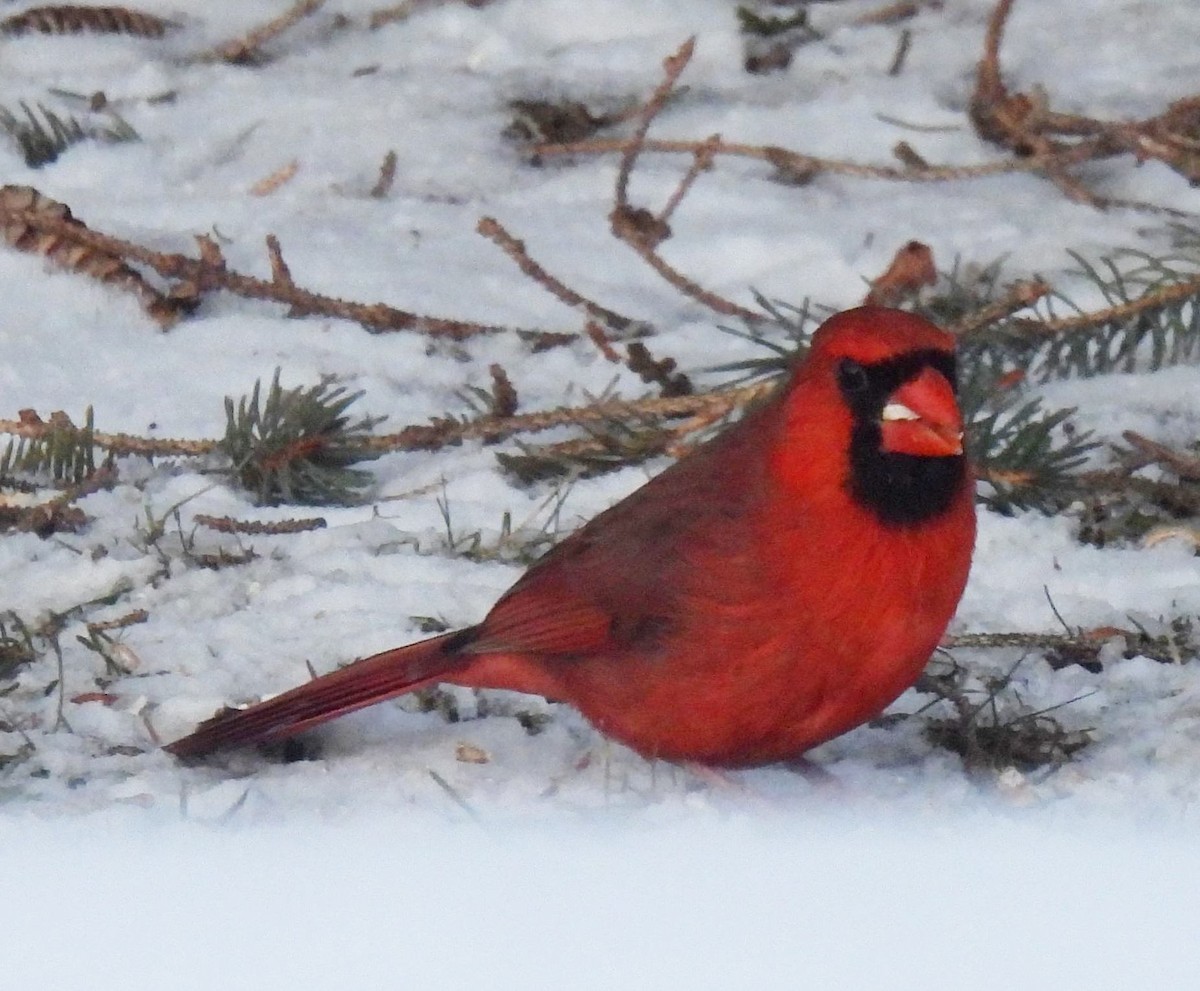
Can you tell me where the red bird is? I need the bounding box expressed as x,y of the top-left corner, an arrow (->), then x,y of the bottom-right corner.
167,306 -> 975,767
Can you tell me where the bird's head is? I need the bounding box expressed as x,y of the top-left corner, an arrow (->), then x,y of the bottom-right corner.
780,306 -> 969,526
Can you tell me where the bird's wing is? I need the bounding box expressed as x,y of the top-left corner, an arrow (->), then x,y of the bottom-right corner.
467,400 -> 779,659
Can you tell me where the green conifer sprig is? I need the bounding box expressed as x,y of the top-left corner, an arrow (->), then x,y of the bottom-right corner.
0,101 -> 137,168
0,612 -> 36,683
959,370 -> 1096,513
1032,249 -> 1200,380
221,370 -> 385,506
496,420 -> 673,485
0,407 -> 96,485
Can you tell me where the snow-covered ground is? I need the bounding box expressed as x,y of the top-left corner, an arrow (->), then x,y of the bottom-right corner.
3,0 -> 1200,984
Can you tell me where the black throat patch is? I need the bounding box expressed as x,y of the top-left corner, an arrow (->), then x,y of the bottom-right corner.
836,349 -> 967,527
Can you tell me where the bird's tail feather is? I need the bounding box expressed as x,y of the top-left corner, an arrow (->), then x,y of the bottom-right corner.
165,630 -> 473,759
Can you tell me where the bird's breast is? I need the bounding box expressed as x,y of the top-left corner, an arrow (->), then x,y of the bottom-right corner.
552,486 -> 973,766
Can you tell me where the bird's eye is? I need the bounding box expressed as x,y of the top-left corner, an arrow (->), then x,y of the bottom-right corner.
837,358 -> 869,395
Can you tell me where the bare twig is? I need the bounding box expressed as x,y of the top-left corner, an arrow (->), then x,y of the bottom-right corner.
856,1 -> 927,26
887,28 -> 912,76
614,37 -> 695,213
535,134 -> 1112,185
87,609 -> 149,634
0,5 -> 176,38
1121,432 -> 1200,482
198,0 -> 326,64
0,185 -> 536,340
476,216 -> 643,336
537,1 -> 1198,210
606,41 -> 766,325
0,185 -> 197,329
194,514 -> 327,535
967,0 -> 1200,198
249,160 -> 300,196
951,278 -> 1050,335
370,150 -> 398,198
657,134 -> 719,227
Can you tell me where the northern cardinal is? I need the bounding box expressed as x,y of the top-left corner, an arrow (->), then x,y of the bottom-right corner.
167,306 -> 975,767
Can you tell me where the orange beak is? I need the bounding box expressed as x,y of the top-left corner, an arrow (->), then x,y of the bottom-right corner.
878,366 -> 964,458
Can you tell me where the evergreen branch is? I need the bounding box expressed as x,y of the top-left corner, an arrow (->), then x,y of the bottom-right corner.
222,370 -> 385,506
0,102 -> 84,167
948,278 -> 1050,335
966,392 -> 1096,513
1029,250 -> 1200,379
0,408 -> 98,485
0,462 -> 116,537
363,381 -> 776,454
1036,265 -> 1200,335
0,417 -> 214,458
0,101 -> 138,169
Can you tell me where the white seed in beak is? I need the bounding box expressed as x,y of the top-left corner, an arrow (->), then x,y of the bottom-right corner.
881,402 -> 920,422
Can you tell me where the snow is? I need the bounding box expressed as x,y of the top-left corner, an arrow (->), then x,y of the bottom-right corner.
8,813 -> 1200,988
3,0 -> 1200,983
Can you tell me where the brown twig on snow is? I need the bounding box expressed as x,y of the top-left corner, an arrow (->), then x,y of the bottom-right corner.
194,514 -> 328,535
197,0 -> 327,65
86,609 -> 149,634
657,133 -> 720,228
855,1 -> 933,26
613,38 -> 695,214
585,321 -> 623,363
886,28 -> 912,76
1120,431 -> 1200,482
249,160 -> 300,196
368,0 -> 454,29
0,185 -> 197,329
368,1 -> 418,29
968,0 -> 1200,203
535,133 -> 1108,186
606,40 -> 766,326
0,5 -> 175,38
370,150 -> 398,198
476,216 -> 644,337
0,184 -> 533,340
535,0 -> 1197,213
